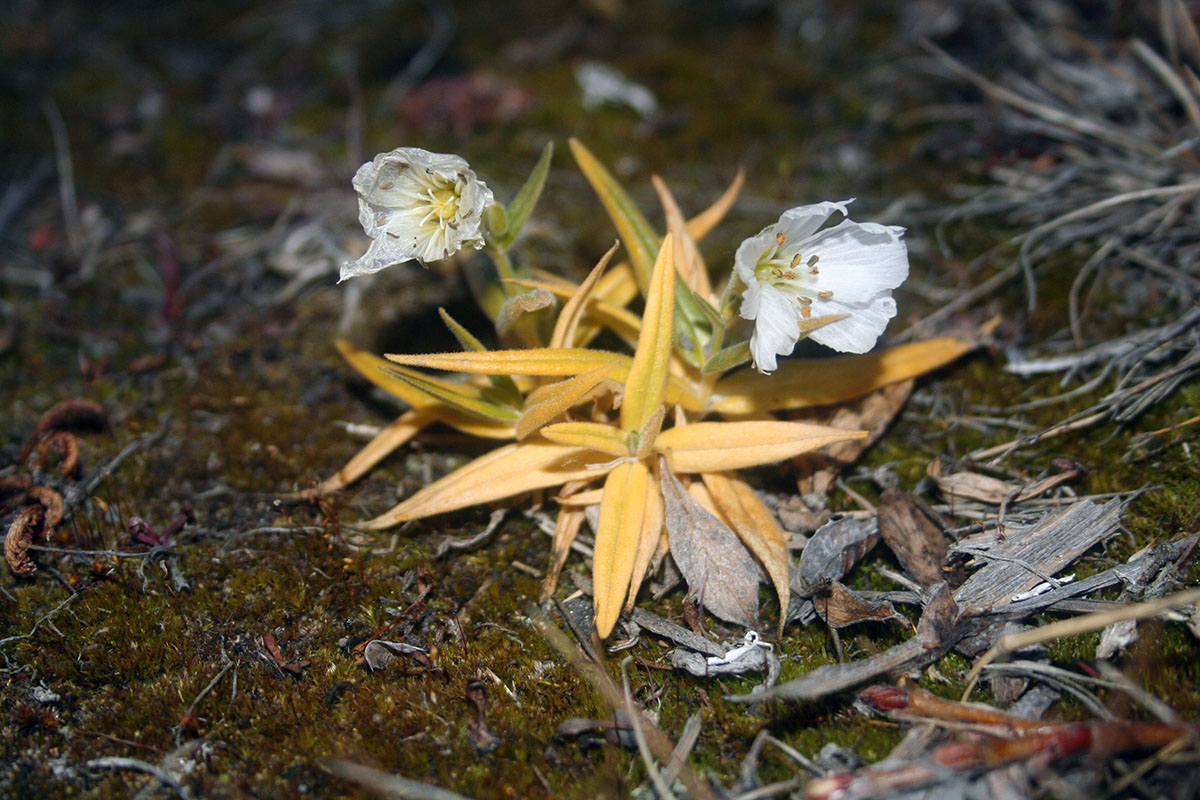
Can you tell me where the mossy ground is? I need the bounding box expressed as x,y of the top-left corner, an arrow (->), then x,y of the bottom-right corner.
2,2 -> 1198,798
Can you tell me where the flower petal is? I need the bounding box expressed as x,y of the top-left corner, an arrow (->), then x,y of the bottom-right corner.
806,219 -> 909,304
748,285 -> 800,373
808,293 -> 898,354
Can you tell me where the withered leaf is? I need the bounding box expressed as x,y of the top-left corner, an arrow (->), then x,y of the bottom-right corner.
814,581 -> 908,629
5,505 -> 44,577
360,640 -> 430,672
927,457 -> 1081,505
794,515 -> 880,596
877,489 -> 949,586
660,457 -> 760,628
496,287 -> 556,336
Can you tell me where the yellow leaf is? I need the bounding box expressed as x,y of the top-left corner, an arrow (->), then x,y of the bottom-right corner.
655,421 -> 865,473
555,487 -> 605,506
702,471 -> 790,632
625,478 -> 664,613
509,278 -> 642,347
549,241 -> 619,349
358,441 -> 595,529
621,234 -> 676,433
569,138 -> 660,291
652,175 -> 712,301
593,460 -> 651,637
540,421 -> 629,459
686,169 -> 744,242
316,408 -> 436,495
517,364 -> 623,440
385,347 -> 626,377
338,340 -> 514,439
711,337 -> 974,415
542,506 -> 586,601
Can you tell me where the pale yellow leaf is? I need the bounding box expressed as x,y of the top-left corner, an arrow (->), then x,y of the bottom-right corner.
517,364 -> 623,440
621,234 -> 676,433
385,348 -> 626,377
358,441 -> 595,529
686,169 -> 744,242
593,460 -> 651,637
549,241 -> 619,349
652,175 -> 712,301
711,337 -> 974,416
540,421 -> 629,459
316,408 -> 435,494
655,421 -> 865,473
625,480 -> 665,613
542,506 -> 586,601
702,471 -> 790,632
338,340 -> 515,439
555,487 -> 605,506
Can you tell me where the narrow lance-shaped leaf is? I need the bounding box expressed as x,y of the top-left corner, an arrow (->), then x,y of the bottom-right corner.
336,340 -> 514,439
711,337 -> 974,415
500,141 -> 555,248
625,478 -> 665,614
315,408 -> 437,495
359,441 -> 597,529
569,138 -> 660,292
685,169 -> 744,242
540,421 -> 629,459
437,308 -> 523,406
517,363 -> 623,440
593,460 -> 653,637
549,241 -> 619,349
655,421 -> 865,473
379,367 -> 519,423
386,347 -> 626,377
621,233 -> 676,433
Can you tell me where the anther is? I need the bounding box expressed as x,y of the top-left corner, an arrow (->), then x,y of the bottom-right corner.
379,181 -> 395,190
800,306 -> 811,318
790,253 -> 803,269
776,232 -> 785,245
818,290 -> 834,299
808,255 -> 819,266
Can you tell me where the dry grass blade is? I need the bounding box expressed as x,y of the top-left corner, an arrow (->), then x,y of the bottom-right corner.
963,586 -> 1200,701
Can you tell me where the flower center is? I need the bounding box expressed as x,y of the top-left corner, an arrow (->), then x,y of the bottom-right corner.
419,179 -> 463,230
752,233 -> 833,318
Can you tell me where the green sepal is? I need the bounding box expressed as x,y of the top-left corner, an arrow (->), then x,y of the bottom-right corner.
702,340 -> 752,375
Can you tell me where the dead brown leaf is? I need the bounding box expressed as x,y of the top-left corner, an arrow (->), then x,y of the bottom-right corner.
5,505 -> 44,577
660,457 -> 760,628
814,581 -> 908,629
794,515 -> 880,596
927,457 -> 1082,505
878,489 -> 950,586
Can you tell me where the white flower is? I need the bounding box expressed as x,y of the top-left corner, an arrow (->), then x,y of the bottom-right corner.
340,147 -> 494,281
735,200 -> 909,372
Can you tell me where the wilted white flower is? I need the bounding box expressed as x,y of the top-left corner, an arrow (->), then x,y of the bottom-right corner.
735,200 -> 909,372
340,147 -> 494,281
